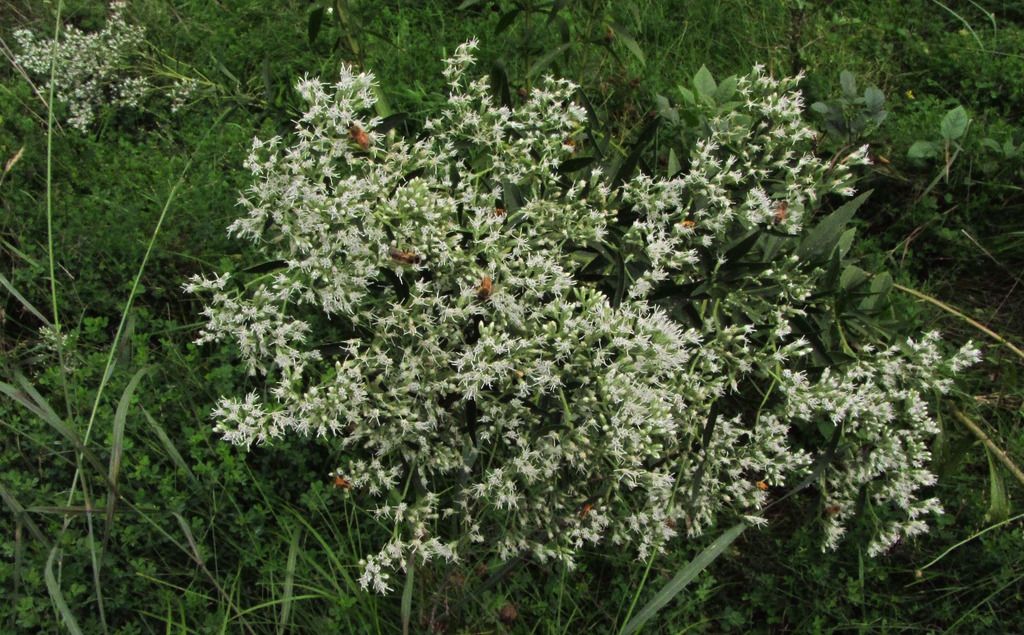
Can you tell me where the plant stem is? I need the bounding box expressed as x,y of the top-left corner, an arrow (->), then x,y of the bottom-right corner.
893,283 -> 1024,362
951,406 -> 1024,489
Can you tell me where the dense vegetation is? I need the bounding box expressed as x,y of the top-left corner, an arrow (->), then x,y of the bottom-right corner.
1,1 -> 1022,632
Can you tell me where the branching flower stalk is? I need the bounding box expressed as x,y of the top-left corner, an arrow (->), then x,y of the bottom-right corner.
187,41 -> 980,593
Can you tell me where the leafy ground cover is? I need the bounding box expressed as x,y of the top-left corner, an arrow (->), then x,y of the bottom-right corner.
1,1 -> 1022,632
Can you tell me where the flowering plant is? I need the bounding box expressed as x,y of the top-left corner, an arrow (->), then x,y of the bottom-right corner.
187,41 -> 979,592
14,1 -> 196,132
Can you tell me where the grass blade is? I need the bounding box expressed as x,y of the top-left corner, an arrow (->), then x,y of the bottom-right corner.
105,367 -> 148,535
0,271 -> 50,326
618,522 -> 747,635
45,546 -> 84,635
401,559 -> 415,635
140,407 -> 197,483
278,527 -> 301,635
0,479 -> 50,546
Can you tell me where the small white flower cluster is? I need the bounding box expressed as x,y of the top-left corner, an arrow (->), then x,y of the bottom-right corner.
779,333 -> 980,555
14,1 -> 194,131
187,42 -> 979,592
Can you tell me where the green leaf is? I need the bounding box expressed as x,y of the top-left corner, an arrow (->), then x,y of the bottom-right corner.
619,522 -> 747,635
307,7 -> 325,45
840,70 -> 857,98
528,43 -> 571,78
810,101 -> 830,115
940,106 -> 969,141
557,156 -> 595,174
796,190 -> 872,262
490,61 -> 512,108
907,140 -> 939,160
141,407 -> 197,483
839,265 -> 868,291
46,547 -> 84,635
677,85 -> 696,106
106,367 -> 148,535
495,8 -> 521,35
667,148 -> 681,178
715,75 -> 738,103
654,94 -> 678,125
0,271 -> 50,326
859,272 -> 892,312
611,116 -> 659,188
986,450 -> 1011,522
837,227 -> 857,258
863,86 -> 884,111
609,22 -> 645,66
693,65 -> 717,101
278,528 -> 302,635
401,561 -> 415,635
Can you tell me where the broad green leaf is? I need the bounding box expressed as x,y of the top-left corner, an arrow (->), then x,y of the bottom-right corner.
796,190 -> 872,262
619,522 -> 747,635
715,75 -> 738,103
693,65 -> 717,100
667,148 -> 681,178
840,265 -> 868,291
860,272 -> 892,312
980,137 -> 1002,152
810,101 -> 830,115
863,86 -> 884,111
907,140 -> 938,160
677,85 -> 696,105
940,106 -> 969,141
654,94 -> 678,125
840,70 -> 857,98
837,227 -> 857,258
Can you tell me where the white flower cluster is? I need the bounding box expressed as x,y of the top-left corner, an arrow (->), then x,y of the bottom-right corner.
14,1 -> 193,131
187,41 -> 979,592
622,65 -> 871,300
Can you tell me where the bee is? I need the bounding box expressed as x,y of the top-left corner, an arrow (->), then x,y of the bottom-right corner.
494,206 -> 507,218
773,201 -> 789,224
579,503 -> 594,519
348,123 -> 370,151
563,138 -> 577,152
389,247 -> 421,265
332,475 -> 351,490
679,219 -> 696,230
824,504 -> 842,516
665,518 -> 678,530
477,275 -> 493,300
755,480 -> 769,491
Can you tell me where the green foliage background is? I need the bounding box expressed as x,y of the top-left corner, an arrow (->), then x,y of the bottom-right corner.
1,0 -> 1021,632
